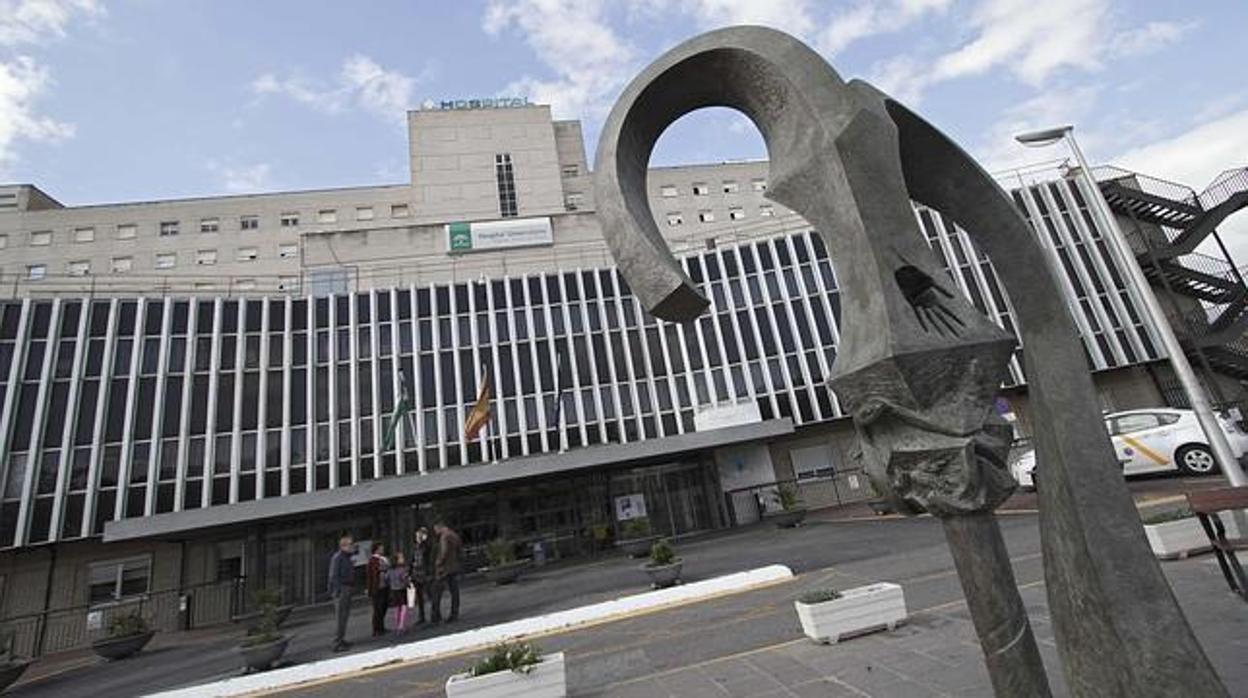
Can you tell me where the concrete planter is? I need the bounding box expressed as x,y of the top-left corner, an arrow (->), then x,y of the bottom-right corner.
794,582 -> 907,644
0,660 -> 29,692
1144,513 -> 1245,560
238,635 -> 290,672
642,559 -> 683,589
91,630 -> 155,660
445,651 -> 567,698
617,536 -> 659,558
481,560 -> 530,585
770,508 -> 807,528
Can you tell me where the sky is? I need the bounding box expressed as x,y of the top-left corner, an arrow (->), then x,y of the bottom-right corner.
2,0 -> 1247,255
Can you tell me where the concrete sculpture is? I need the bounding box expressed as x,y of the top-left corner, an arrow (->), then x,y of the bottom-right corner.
594,26 -> 1226,697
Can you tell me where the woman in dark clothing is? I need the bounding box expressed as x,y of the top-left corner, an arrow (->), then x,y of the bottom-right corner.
408,528 -> 433,624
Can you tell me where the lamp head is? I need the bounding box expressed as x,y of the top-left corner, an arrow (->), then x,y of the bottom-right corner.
1015,125 -> 1073,148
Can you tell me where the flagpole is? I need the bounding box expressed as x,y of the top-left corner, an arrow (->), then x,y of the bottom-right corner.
483,361 -> 496,464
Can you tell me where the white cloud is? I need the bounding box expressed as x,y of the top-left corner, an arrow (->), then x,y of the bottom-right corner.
1109,19 -> 1198,58
682,0 -> 815,38
483,0 -> 634,120
818,0 -> 951,56
208,160 -> 274,194
975,85 -> 1099,175
0,0 -> 101,47
252,54 -> 425,124
0,0 -> 98,172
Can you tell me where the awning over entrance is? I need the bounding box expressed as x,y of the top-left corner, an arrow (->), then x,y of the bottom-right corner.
104,418 -> 794,542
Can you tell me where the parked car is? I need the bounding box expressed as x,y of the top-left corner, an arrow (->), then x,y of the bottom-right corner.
1011,408 -> 1248,489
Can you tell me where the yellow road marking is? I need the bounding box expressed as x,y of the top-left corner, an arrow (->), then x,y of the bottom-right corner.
1120,435 -> 1168,465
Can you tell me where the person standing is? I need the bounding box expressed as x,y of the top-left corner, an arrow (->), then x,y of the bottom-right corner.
409,527 -> 433,625
327,534 -> 356,653
366,542 -> 390,636
385,552 -> 411,634
430,522 -> 462,624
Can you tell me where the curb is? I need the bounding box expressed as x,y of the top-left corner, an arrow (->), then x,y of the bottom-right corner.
144,564 -> 795,698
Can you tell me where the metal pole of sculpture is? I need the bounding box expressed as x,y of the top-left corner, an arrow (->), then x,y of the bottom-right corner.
593,26 -> 1227,697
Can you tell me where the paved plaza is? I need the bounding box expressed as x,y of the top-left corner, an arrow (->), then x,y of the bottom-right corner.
7,476 -> 1245,697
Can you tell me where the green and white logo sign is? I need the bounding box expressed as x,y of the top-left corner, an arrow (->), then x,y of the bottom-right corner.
448,222 -> 473,251
445,217 -> 553,255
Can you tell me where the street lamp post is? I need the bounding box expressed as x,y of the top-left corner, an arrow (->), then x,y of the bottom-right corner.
1016,125 -> 1247,487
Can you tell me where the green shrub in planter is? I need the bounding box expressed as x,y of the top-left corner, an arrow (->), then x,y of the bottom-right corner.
778,485 -> 803,512
620,518 -> 652,539
798,589 -> 843,604
108,612 -> 150,638
468,640 -> 543,677
484,539 -> 517,568
648,538 -> 675,567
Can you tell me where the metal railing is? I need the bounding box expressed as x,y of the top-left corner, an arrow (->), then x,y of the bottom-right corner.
724,470 -> 873,525
1198,167 -> 1248,211
0,576 -> 252,659
1093,166 -> 1201,209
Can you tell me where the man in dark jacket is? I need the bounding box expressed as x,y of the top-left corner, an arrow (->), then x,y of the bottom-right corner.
328,534 -> 356,652
430,523 -> 462,623
366,542 -> 389,636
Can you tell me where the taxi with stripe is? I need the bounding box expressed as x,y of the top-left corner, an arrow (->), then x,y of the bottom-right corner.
1011,408 -> 1248,489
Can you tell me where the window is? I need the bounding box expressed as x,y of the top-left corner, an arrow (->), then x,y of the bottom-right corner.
561,164 -> 579,178
237,247 -> 258,262
390,203 -> 410,218
235,278 -> 256,291
666,212 -> 684,227
155,253 -> 176,269
117,224 -> 137,240
87,556 -> 151,606
198,218 -> 219,234
160,221 -> 180,237
240,215 -> 259,231
699,210 -> 715,223
317,209 -> 337,224
27,264 -> 46,280
722,180 -> 739,194
0,234 -> 7,249
729,207 -> 745,220
692,183 -> 710,196
660,185 -> 678,198
280,212 -> 299,227
1108,413 -> 1160,436
759,205 -> 775,217
30,230 -> 51,246
111,257 -> 132,274
68,260 -> 90,276
74,227 -> 95,243
196,249 -> 217,266
278,276 -> 299,292
564,192 -> 583,211
278,243 -> 298,259
752,178 -> 767,192
495,153 -> 518,218
355,206 -> 374,221
791,444 -> 835,481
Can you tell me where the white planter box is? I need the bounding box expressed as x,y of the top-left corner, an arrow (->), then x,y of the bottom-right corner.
794,582 -> 906,644
1144,511 -> 1246,560
445,652 -> 566,698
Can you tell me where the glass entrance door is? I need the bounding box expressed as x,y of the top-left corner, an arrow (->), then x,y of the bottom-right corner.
611,461 -> 714,538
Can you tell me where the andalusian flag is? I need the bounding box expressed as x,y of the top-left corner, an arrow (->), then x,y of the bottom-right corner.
464,364 -> 492,441
383,369 -> 416,451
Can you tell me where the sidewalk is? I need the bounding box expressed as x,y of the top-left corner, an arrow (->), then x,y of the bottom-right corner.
287,524 -> 1247,698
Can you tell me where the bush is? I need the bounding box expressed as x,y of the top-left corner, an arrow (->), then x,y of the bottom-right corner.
485,538 -> 517,568
620,518 -> 652,540
108,612 -> 149,638
1140,507 -> 1194,525
468,641 -> 543,677
648,538 -> 676,567
798,589 -> 843,604
242,588 -> 284,647
778,485 -> 803,512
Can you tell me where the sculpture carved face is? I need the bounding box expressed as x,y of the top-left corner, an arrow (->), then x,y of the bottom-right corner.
852,398 -> 1016,517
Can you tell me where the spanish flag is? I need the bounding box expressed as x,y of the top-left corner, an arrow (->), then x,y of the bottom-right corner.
464,364 -> 492,441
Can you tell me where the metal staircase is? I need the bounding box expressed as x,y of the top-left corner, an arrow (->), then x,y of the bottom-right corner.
1097,166 -> 1248,381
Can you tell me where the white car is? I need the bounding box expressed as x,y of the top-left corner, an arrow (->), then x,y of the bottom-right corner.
1011,408 -> 1248,489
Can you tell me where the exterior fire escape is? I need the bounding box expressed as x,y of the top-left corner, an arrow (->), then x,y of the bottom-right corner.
1097,166 -> 1248,405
